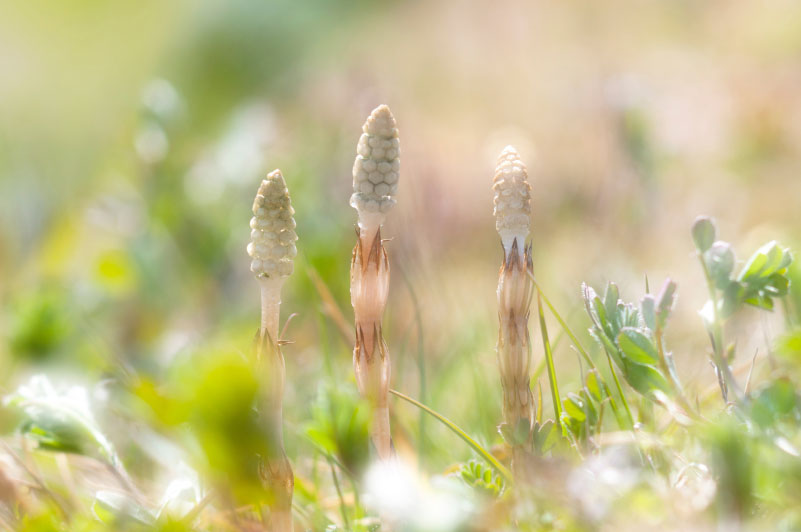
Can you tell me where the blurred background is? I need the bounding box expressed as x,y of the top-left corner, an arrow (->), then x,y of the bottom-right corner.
2,0 -> 801,511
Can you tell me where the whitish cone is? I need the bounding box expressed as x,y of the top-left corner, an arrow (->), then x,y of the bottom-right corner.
493,146 -> 531,253
350,105 -> 400,233
248,169 -> 298,280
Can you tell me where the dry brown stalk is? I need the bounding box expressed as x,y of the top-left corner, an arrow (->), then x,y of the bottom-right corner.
349,105 -> 399,460
248,169 -> 297,531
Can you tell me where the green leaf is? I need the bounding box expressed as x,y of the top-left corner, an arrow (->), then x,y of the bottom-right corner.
739,245 -> 770,281
581,283 -> 601,326
564,393 -> 586,423
640,295 -> 656,331
580,389 -> 599,426
623,360 -> 671,397
5,376 -> 117,464
594,295 -> 615,340
532,420 -> 559,454
617,327 -> 659,366
604,283 -> 620,323
20,418 -> 86,455
585,370 -> 605,403
457,460 -> 505,498
744,293 -> 774,311
619,301 -> 641,328
766,273 -> 790,296
738,241 -> 791,281
498,418 -> 532,447
750,379 -> 799,429
655,279 -> 677,329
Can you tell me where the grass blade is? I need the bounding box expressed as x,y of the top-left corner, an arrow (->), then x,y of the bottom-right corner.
537,290 -> 562,423
399,265 -> 427,467
528,273 -> 596,371
389,389 -> 514,484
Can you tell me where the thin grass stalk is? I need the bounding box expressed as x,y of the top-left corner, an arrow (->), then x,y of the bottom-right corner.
248,169 -> 297,532
604,344 -> 635,429
399,266 -> 427,466
389,389 -> 514,484
697,253 -> 742,402
528,274 -> 596,370
349,105 -> 400,460
537,291 -> 561,422
327,457 -> 350,530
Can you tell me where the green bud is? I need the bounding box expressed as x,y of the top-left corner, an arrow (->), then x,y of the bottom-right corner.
692,216 -> 716,252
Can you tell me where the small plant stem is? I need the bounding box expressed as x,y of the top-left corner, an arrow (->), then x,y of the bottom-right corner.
327,457 -> 350,530
307,266 -> 355,347
530,275 -> 596,371
697,255 -> 741,400
604,347 -> 635,429
389,389 -> 514,484
399,266 -> 427,468
654,329 -> 697,417
537,291 -> 561,423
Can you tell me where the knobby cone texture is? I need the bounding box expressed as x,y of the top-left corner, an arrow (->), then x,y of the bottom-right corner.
350,104 -> 401,217
248,169 -> 298,280
493,146 -> 532,250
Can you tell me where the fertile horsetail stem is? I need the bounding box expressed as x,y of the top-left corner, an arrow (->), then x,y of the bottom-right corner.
350,105 -> 399,460
493,147 -> 535,441
248,169 -> 297,532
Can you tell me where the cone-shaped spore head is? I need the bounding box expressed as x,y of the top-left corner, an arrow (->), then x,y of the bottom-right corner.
350,105 -> 400,229
248,169 -> 298,279
493,146 -> 531,252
